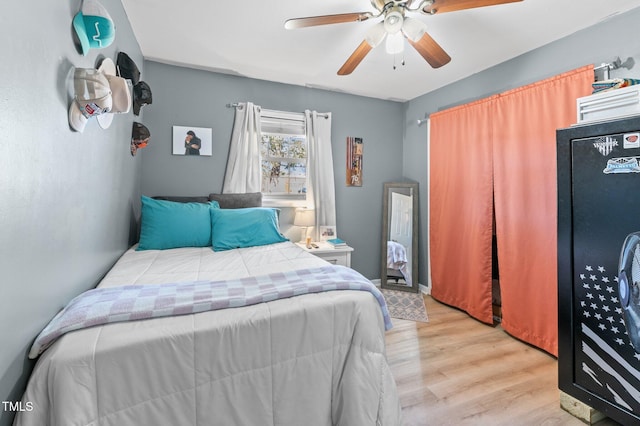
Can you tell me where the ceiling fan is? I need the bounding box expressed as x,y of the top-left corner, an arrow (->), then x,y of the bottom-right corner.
285,0 -> 524,75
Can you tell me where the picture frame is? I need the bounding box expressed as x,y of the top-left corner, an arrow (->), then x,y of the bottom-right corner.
319,226 -> 336,241
172,125 -> 212,156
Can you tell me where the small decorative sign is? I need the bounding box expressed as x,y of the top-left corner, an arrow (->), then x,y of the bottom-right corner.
346,137 -> 363,187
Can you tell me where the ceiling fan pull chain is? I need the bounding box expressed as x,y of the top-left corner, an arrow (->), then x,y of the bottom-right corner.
392,52 -> 407,70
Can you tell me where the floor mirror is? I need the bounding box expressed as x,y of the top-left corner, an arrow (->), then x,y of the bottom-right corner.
381,182 -> 419,293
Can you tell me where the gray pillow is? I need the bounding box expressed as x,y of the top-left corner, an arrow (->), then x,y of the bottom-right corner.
208,192 -> 262,209
153,195 -> 210,204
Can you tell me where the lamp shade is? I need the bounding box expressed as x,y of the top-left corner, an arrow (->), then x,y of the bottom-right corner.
294,209 -> 315,227
402,17 -> 427,42
385,32 -> 404,54
365,22 -> 387,48
384,10 -> 404,34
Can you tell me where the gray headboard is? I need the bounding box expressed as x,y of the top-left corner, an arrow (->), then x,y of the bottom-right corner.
208,192 -> 262,209
152,193 -> 262,209
153,195 -> 210,204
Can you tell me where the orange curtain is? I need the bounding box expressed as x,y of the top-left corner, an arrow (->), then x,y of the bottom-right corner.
429,65 -> 593,353
493,65 -> 593,355
430,97 -> 496,324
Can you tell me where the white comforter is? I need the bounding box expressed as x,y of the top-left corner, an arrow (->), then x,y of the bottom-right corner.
15,242 -> 401,426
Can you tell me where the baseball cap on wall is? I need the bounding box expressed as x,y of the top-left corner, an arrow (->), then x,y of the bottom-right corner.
69,66 -> 132,133
73,0 -> 115,56
131,122 -> 150,156
68,68 -> 113,132
133,81 -> 153,115
96,58 -> 132,129
132,122 -> 150,143
116,52 -> 141,85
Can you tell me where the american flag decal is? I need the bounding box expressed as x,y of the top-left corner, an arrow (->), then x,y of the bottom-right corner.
593,136 -> 619,156
577,263 -> 640,413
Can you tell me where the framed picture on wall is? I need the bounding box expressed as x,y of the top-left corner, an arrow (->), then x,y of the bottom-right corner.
172,125 -> 212,156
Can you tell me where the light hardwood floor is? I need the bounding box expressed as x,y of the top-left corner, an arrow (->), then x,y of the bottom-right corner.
384,295 -> 621,426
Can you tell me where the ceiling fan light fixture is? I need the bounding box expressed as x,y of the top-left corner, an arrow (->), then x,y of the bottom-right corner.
384,10 -> 404,34
402,16 -> 427,42
385,32 -> 404,54
365,21 -> 387,47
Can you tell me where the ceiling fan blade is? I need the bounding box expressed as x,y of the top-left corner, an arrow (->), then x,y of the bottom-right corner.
285,12 -> 372,29
338,40 -> 373,75
407,32 -> 451,68
421,0 -> 523,15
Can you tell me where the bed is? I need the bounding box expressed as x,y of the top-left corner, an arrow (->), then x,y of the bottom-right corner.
15,195 -> 401,426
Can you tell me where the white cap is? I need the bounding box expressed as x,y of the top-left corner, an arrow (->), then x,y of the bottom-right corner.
69,68 -> 113,132
96,58 -> 132,129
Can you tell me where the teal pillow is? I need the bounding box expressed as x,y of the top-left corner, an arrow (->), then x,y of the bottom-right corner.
137,196 -> 220,250
210,207 -> 288,251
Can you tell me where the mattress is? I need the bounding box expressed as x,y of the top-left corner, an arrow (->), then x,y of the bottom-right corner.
15,241 -> 401,426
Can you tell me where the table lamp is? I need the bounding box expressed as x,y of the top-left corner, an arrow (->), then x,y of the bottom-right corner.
294,209 -> 315,243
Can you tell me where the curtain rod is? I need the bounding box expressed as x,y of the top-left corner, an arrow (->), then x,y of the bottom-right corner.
226,102 -> 329,119
594,57 -> 623,80
415,60 -> 625,126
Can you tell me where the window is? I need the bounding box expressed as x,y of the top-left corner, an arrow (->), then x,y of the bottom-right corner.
260,110 -> 308,206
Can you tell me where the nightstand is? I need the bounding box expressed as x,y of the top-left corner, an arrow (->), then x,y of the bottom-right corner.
295,241 -> 354,267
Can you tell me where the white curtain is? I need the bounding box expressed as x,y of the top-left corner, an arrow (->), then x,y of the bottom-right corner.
305,110 -> 336,240
222,102 -> 262,193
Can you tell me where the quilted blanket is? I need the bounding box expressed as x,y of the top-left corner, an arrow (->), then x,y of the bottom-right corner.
30,265 -> 392,358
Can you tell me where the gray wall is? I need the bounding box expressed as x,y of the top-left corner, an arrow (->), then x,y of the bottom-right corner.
140,61 -> 405,279
403,8 -> 640,286
0,1 -> 143,425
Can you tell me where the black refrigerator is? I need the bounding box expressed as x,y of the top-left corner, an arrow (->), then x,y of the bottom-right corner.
558,115 -> 640,425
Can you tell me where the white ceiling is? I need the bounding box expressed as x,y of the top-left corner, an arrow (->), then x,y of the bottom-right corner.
121,0 -> 640,102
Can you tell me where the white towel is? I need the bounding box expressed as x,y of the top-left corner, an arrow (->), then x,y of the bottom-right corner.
387,241 -> 412,286
387,241 -> 407,267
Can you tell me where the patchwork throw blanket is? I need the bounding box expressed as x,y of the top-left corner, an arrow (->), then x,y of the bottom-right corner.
29,265 -> 391,358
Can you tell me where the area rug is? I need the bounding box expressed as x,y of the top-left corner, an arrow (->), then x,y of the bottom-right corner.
381,289 -> 428,323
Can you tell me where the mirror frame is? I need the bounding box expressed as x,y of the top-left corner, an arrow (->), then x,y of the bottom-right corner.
381,182 -> 419,293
